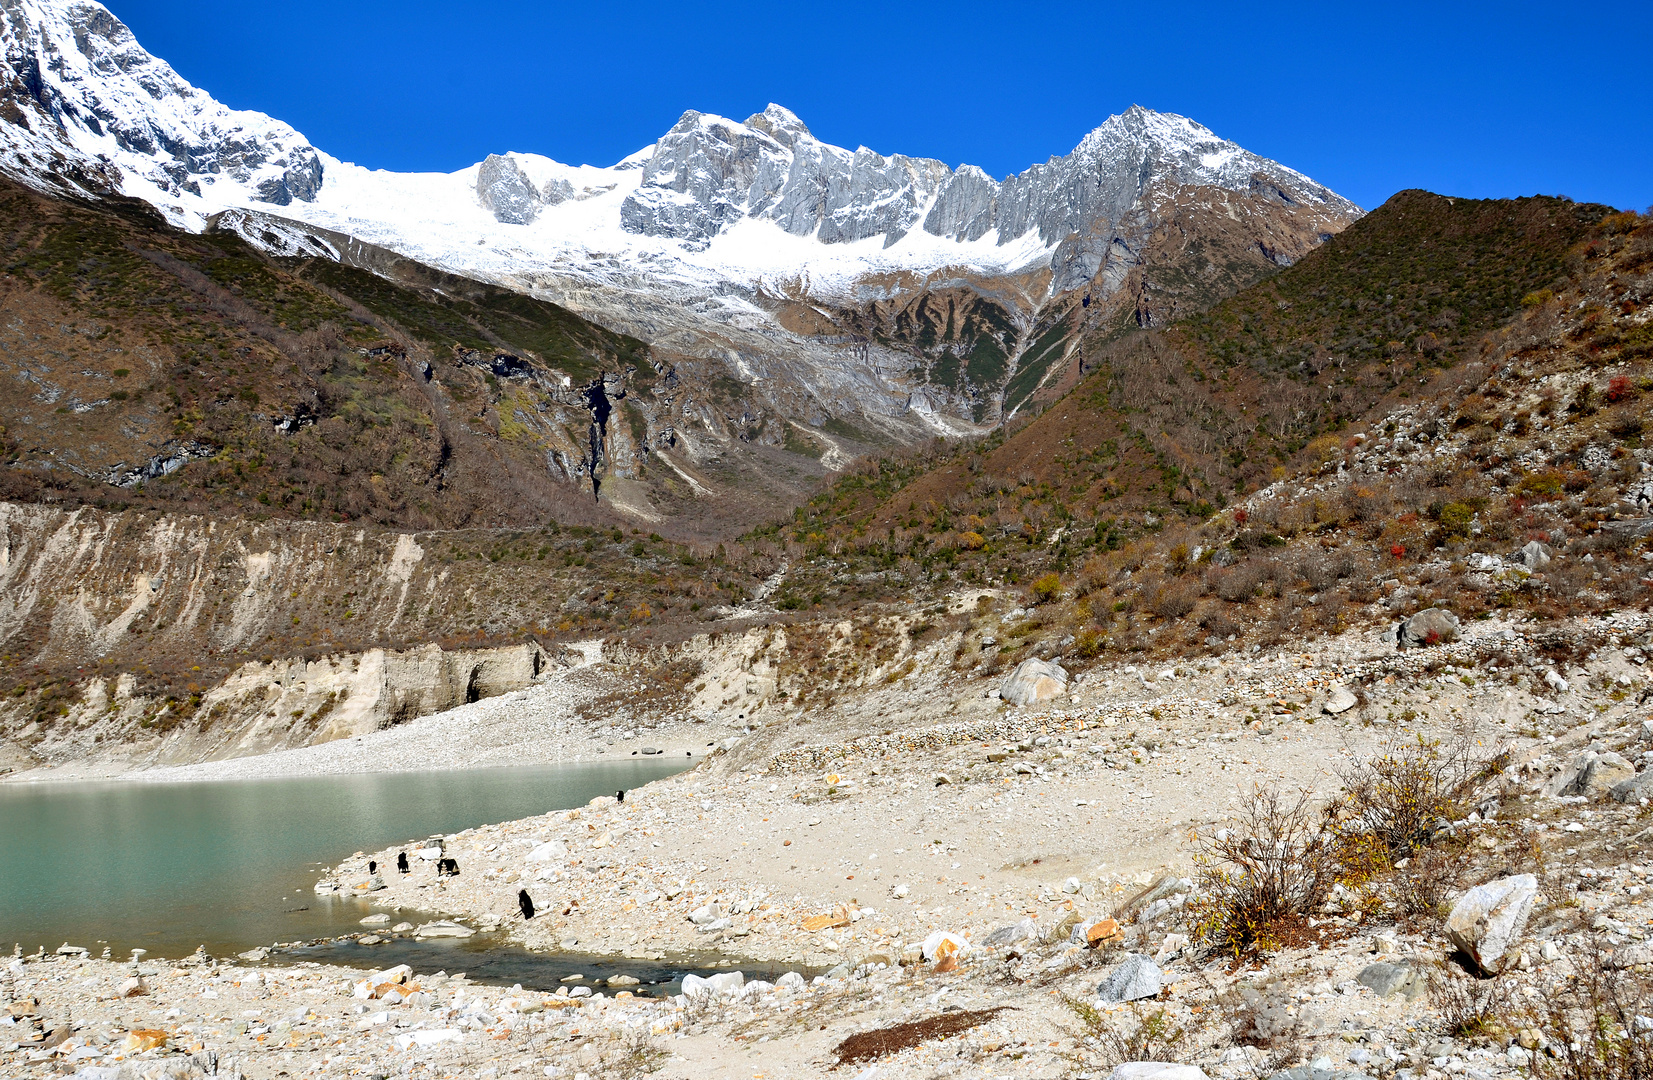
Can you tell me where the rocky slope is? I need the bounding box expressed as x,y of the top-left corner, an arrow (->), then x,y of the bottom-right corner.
0,173 -> 864,534
4,201 -> 1645,778
777,191 -> 1622,571
0,492 -> 803,774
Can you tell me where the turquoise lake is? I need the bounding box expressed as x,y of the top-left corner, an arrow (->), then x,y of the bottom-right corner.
0,760 -> 685,962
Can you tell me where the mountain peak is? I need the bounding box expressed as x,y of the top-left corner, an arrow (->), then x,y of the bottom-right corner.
0,0 -> 322,222
744,103 -> 813,148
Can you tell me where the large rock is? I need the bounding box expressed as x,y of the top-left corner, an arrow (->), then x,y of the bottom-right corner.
413,920 -> 474,938
1396,607 -> 1460,648
1356,960 -> 1425,1001
1108,1066 -> 1209,1080
681,971 -> 745,998
1446,874 -> 1538,973
1000,659 -> 1069,706
1082,918 -> 1123,946
1512,540 -> 1552,570
1579,752 -> 1636,799
1611,769 -> 1653,804
1322,686 -> 1358,715
1545,749 -> 1635,799
706,971 -> 745,996
1097,953 -> 1162,1002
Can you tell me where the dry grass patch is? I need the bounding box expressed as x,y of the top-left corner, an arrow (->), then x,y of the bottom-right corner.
833,1006 -> 1012,1066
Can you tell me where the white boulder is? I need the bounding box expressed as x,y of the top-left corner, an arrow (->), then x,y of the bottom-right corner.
1447,874 -> 1538,973
1323,686 -> 1359,714
1000,659 -> 1069,706
1108,1066 -> 1209,1080
526,840 -> 568,863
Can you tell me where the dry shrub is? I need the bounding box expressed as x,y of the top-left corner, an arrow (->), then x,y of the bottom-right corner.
1392,845 -> 1463,924
1337,732 -> 1498,861
1197,606 -> 1240,640
1029,572 -> 1063,604
1213,560 -> 1267,602
1310,592 -> 1349,632
1431,967 -> 1514,1040
1060,998 -> 1195,1073
1296,547 -> 1357,591
1522,938 -> 1653,1080
1150,578 -> 1200,620
1189,786 -> 1344,960
1344,485 -> 1390,522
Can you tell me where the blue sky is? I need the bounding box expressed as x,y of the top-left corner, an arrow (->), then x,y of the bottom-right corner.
116,0 -> 1650,213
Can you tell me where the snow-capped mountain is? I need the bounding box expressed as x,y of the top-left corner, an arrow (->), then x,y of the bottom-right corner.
0,0 -> 321,207
0,0 -> 1363,461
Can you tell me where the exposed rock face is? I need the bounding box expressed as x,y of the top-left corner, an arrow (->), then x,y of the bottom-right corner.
0,0 -> 322,220
0,500 -> 584,769
476,154 -> 541,225
620,103 -> 1360,291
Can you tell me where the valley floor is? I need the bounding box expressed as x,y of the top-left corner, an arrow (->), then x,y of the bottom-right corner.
5,611 -> 1652,1080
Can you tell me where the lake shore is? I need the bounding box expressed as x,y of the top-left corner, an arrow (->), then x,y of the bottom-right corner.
8,615 -> 1651,1078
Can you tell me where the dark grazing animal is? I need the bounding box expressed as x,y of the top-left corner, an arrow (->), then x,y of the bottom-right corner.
368,860 -> 376,875
518,889 -> 535,920
396,852 -> 409,874
616,789 -> 625,803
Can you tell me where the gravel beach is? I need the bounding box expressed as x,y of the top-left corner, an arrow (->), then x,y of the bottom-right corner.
6,613 -> 1653,1079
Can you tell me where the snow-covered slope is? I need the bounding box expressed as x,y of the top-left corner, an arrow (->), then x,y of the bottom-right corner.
0,0 -> 321,215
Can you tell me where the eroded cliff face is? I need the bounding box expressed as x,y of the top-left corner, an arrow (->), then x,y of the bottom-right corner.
2,641 -> 559,773
0,494 -> 948,777
0,501 -> 601,771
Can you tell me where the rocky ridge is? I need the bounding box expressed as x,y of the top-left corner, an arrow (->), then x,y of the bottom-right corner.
0,0 -> 322,216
